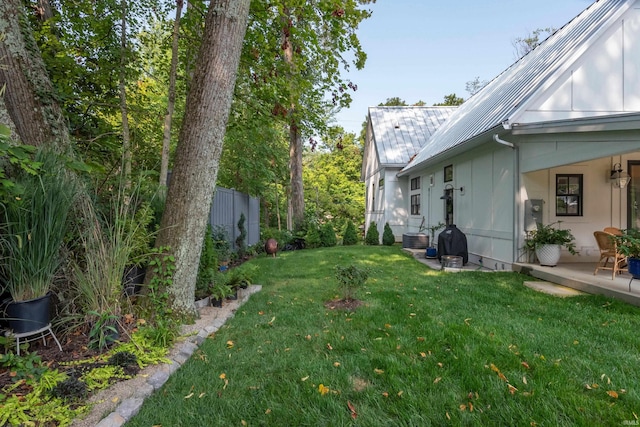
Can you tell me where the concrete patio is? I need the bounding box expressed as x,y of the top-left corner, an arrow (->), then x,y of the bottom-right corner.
403,248 -> 640,307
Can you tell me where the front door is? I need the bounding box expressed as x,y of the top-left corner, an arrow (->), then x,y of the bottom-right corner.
628,161 -> 640,230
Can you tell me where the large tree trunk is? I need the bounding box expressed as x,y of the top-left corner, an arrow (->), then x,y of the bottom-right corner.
160,0 -> 184,189
281,11 -> 305,231
154,0 -> 250,314
0,0 -> 69,147
119,0 -> 132,186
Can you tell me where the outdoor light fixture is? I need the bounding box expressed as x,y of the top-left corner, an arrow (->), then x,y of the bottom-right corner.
610,163 -> 631,189
440,183 -> 464,200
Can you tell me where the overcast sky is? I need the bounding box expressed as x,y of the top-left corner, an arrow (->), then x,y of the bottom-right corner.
333,0 -> 594,135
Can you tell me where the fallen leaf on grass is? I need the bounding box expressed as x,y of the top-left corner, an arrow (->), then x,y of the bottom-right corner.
508,384 -> 518,395
464,318 -> 471,325
265,409 -> 271,414
397,391 -> 404,397
433,377 -> 442,384
219,373 -> 226,379
385,323 -> 392,329
374,368 -> 384,375
199,393 -> 206,398
327,343 -> 333,350
521,361 -> 530,369
417,337 -> 425,342
301,376 -> 309,381
184,393 -> 194,399
382,392 -> 389,398
347,401 -> 357,420
420,352 -> 427,358
333,362 -> 341,367
607,390 -> 619,399
226,340 -> 234,349
318,384 -> 330,395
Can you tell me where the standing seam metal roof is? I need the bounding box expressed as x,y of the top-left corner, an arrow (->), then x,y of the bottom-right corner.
368,106 -> 458,166
401,0 -> 632,174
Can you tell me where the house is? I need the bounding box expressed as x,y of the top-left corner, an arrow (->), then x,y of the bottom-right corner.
361,106 -> 457,240
362,0 -> 640,271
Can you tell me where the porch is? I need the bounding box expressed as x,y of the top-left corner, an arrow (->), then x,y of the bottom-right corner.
512,262 -> 640,307
404,249 -> 640,307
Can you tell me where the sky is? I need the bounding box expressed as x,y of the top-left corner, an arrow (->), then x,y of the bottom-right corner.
333,0 -> 594,135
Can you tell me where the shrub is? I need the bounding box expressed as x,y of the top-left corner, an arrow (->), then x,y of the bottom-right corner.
365,222 -> 380,245
320,223 -> 337,247
236,213 -> 247,259
382,222 -> 395,246
335,264 -> 369,301
305,226 -> 322,249
196,224 -> 216,298
342,221 -> 358,245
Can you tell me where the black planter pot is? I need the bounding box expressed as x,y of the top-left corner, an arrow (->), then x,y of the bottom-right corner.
6,294 -> 51,334
123,265 -> 147,296
211,298 -> 223,308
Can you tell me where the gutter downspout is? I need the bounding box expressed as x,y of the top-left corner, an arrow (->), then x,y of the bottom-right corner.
493,134 -> 515,148
493,134 -> 520,267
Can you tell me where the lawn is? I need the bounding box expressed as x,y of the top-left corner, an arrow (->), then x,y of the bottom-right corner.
125,245 -> 640,426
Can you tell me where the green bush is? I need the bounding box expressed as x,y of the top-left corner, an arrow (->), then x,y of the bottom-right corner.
320,223 -> 337,247
305,226 -> 322,249
365,222 -> 379,245
236,213 -> 247,259
335,264 -> 369,301
382,222 -> 395,246
196,225 -> 216,299
342,221 -> 358,245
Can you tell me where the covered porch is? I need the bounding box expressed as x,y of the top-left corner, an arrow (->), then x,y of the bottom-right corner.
513,261 -> 640,307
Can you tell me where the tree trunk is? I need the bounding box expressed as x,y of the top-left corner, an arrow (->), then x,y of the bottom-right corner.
289,122 -> 305,230
0,0 -> 69,148
159,0 -> 184,189
281,10 -> 305,231
154,0 -> 251,314
119,0 -> 132,186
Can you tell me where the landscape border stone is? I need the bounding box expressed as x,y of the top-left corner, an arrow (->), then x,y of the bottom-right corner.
71,284 -> 262,427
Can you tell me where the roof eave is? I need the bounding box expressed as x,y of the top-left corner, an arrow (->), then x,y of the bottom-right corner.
511,112 -> 640,135
397,125 -> 503,177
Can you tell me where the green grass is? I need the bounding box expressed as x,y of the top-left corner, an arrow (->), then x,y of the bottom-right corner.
126,245 -> 640,426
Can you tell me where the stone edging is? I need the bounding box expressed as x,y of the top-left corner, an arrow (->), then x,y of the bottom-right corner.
76,285 -> 262,427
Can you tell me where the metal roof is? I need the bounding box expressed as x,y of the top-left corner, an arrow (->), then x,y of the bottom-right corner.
401,0 -> 633,175
368,106 -> 457,166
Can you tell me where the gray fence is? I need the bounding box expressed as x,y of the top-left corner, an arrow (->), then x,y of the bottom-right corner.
209,187 -> 260,248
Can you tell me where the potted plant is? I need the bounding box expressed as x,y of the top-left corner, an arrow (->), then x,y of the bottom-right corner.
1,150 -> 77,334
523,222 -> 578,267
425,222 -> 445,258
210,282 -> 231,308
616,229 -> 640,280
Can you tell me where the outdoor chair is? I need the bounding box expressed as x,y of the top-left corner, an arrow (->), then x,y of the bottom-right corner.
603,227 -> 623,236
593,231 -> 627,279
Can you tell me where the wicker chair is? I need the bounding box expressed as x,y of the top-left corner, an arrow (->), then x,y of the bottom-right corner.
603,227 -> 623,236
593,231 -> 627,279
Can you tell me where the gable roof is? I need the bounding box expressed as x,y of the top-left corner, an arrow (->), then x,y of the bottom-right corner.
367,106 -> 457,167
401,0 -> 634,175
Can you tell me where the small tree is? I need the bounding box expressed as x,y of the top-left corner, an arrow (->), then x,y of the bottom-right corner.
342,220 -> 358,245
382,223 -> 395,246
335,264 -> 368,301
365,222 -> 379,245
320,222 -> 337,247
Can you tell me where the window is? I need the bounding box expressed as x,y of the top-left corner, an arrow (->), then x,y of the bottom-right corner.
411,194 -> 421,215
556,174 -> 583,216
410,177 -> 420,190
379,178 -> 384,188
444,165 -> 453,182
